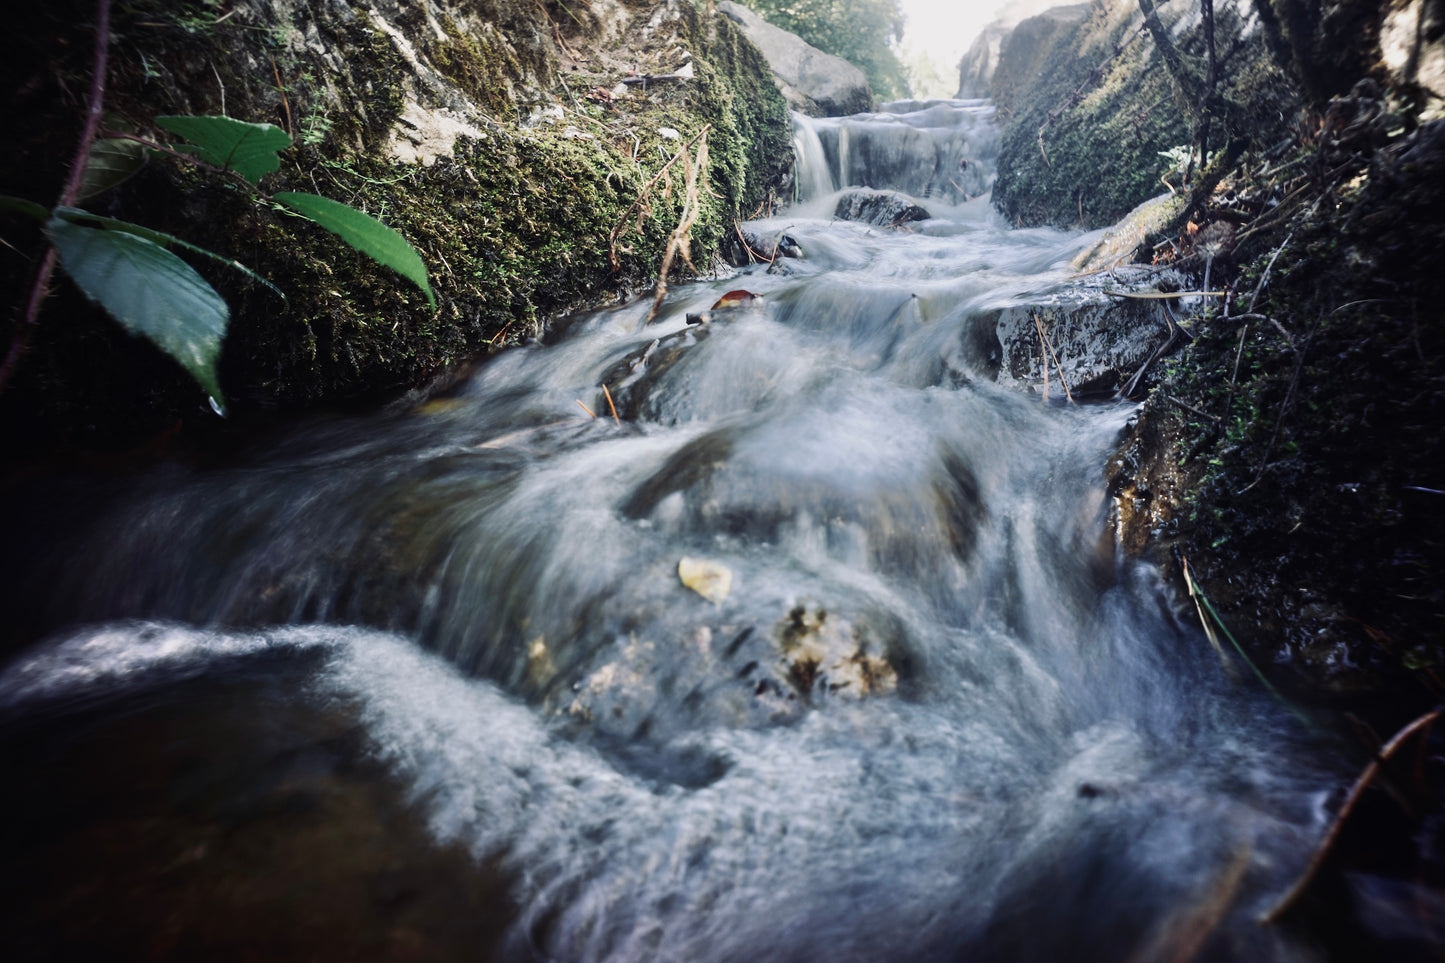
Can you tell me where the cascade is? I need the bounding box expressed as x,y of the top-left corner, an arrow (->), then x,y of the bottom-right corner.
0,100 -> 1393,962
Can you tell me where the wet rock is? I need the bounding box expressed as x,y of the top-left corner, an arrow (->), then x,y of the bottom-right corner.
723,228 -> 801,267
561,603 -> 900,744
833,189 -> 931,228
597,325 -> 713,421
981,268 -> 1192,398
956,23 -> 1012,99
716,1 -> 873,117
1071,193 -> 1187,274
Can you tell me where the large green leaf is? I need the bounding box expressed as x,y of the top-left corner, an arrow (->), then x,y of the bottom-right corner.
53,206 -> 284,300
155,115 -> 291,185
274,191 -> 435,308
79,137 -> 148,200
47,217 -> 228,403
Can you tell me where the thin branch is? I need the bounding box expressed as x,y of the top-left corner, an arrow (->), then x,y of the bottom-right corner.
1104,288 -> 1226,300
1165,393 -> 1223,425
1247,230 -> 1294,314
1261,708 -> 1444,924
608,126 -> 709,272
1223,319 -> 1249,427
646,130 -> 707,323
1,0 -> 112,392
1137,0 -> 1201,113
267,54 -> 293,139
1033,311 -> 1074,403
601,382 -> 620,425
1238,313 -> 1318,494
732,219 -> 772,263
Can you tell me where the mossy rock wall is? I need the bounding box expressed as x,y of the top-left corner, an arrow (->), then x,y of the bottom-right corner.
0,0 -> 791,450
1110,121 -> 1445,702
989,0 -> 1292,229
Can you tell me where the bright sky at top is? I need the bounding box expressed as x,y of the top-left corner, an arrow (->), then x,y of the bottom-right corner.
897,0 -> 1055,66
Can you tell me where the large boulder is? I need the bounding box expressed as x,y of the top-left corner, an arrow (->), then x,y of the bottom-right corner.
955,23 -> 1012,99
987,4 -> 1091,113
716,1 -> 873,116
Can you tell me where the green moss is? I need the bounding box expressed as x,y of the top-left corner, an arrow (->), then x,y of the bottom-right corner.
1,0 -> 792,449
1117,126 -> 1445,699
428,15 -> 528,116
992,2 -> 1294,229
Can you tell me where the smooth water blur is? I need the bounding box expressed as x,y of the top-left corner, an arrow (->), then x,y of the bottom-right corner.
1,101 -> 1343,961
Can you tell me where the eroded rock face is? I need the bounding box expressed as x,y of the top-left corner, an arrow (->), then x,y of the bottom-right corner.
716,0 -> 873,116
987,3 -> 1091,114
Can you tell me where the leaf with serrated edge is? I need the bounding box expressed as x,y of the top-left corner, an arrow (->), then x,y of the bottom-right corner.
274,191 -> 435,308
79,138 -> 147,200
53,207 -> 284,300
155,115 -> 291,185
47,217 -> 228,402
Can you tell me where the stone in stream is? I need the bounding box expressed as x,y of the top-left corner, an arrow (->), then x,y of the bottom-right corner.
723,227 -> 801,267
595,325 -> 713,421
832,188 -> 932,228
957,267 -> 1195,399
560,603 -> 900,753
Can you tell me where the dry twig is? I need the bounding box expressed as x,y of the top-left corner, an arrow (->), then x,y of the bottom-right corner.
608,126 -> 709,273
1033,312 -> 1074,403
601,382 -> 620,425
1261,708 -> 1444,924
646,129 -> 708,323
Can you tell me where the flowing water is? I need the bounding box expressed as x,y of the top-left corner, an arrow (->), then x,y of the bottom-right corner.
1,102 -> 1362,960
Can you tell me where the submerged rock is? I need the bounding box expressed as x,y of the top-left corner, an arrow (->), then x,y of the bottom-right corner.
561,601 -> 900,747
833,188 -> 931,227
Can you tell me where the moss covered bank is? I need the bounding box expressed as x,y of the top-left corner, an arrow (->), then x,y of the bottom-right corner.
0,0 -> 792,451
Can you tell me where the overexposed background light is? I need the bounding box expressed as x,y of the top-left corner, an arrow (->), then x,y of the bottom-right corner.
896,0 -> 1059,97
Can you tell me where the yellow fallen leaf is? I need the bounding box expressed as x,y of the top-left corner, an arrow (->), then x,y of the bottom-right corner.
678,556 -> 732,603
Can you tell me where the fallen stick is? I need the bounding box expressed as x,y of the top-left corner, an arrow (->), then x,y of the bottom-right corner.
602,383 -> 620,425
1260,707 -> 1443,924
1033,312 -> 1074,403
608,126 -> 709,272
1103,289 -> 1226,300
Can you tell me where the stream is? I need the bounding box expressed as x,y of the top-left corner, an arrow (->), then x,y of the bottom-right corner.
0,101 -> 1377,961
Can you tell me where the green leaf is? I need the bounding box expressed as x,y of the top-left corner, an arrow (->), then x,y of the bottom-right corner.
53,207 -> 284,300
0,195 -> 51,221
155,115 -> 291,185
47,216 -> 228,403
79,137 -> 148,200
274,191 -> 435,308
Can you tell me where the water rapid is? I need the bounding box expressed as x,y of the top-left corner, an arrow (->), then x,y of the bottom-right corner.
2,102 -> 1348,961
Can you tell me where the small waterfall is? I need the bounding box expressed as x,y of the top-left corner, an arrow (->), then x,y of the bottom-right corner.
790,111 -> 835,201
800,99 -> 1001,205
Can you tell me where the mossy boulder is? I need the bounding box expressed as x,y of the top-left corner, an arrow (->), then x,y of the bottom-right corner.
0,0 -> 791,451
